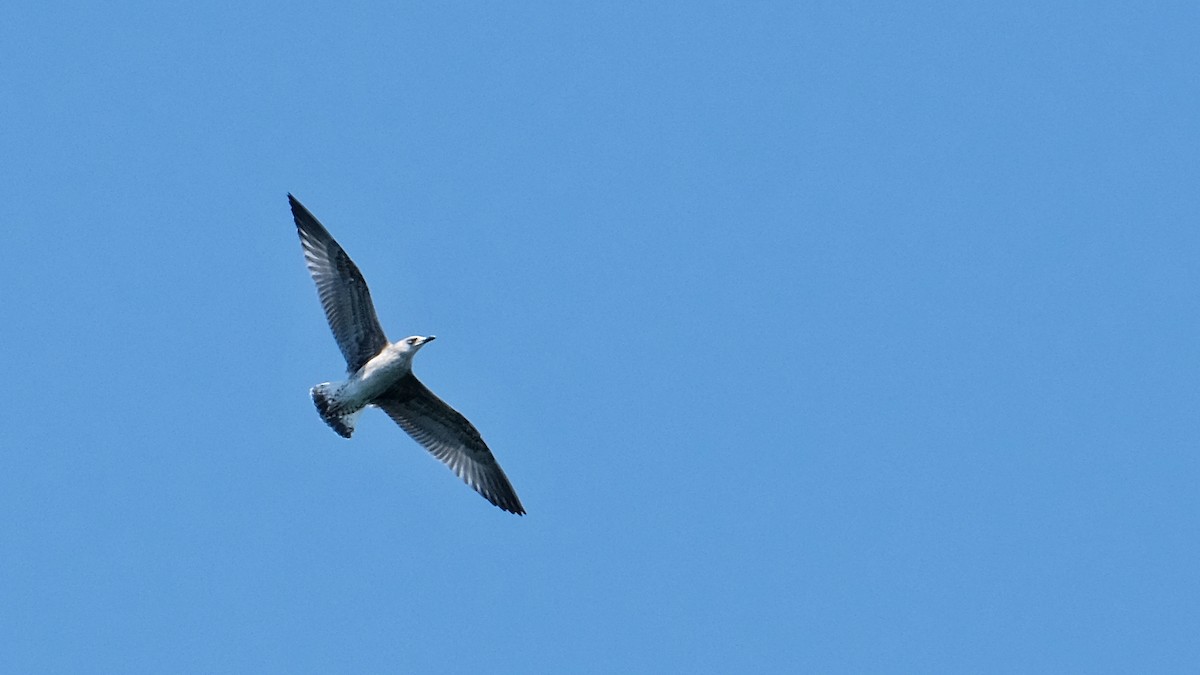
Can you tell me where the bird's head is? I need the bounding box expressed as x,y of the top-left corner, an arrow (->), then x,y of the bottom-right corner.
396,335 -> 436,355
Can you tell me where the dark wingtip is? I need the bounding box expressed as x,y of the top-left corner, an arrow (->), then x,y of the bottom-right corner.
483,473 -> 526,515
289,194 -> 326,240
495,492 -> 526,516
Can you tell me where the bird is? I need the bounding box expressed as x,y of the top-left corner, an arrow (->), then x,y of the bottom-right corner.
289,194 -> 525,515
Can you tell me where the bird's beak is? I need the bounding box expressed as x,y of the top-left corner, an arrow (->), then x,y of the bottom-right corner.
422,336 -> 437,344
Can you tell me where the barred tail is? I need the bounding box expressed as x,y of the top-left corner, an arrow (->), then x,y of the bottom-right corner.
311,383 -> 361,439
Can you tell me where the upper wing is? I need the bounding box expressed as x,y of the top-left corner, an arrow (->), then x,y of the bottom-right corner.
290,194 -> 388,372
375,374 -> 525,515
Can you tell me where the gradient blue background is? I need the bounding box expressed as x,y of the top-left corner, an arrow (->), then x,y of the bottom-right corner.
3,2 -> 1197,672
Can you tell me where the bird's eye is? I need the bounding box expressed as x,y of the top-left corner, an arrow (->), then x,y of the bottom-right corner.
407,338 -> 418,345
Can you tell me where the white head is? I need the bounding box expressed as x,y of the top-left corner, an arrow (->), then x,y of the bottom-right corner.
395,335 -> 436,356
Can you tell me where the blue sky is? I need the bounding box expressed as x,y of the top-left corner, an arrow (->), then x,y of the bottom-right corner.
2,2 -> 1197,672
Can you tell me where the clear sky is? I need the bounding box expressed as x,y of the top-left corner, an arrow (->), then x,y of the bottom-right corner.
2,2 -> 1197,672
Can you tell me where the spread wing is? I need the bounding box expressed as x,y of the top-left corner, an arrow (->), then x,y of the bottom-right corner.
290,194 -> 388,372
375,374 -> 525,515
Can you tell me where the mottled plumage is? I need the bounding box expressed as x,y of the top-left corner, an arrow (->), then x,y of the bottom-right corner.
290,194 -> 524,515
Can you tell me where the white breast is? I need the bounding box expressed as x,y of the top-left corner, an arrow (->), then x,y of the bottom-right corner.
342,346 -> 413,406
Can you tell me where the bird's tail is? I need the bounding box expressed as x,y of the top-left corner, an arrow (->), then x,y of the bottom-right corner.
311,383 -> 362,439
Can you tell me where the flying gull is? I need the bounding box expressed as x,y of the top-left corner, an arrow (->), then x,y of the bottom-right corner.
289,194 -> 525,515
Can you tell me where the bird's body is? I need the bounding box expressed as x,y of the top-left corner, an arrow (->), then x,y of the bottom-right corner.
308,339 -> 426,439
289,194 -> 525,515
324,340 -> 423,415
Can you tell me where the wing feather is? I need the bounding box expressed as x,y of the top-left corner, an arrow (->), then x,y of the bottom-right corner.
376,374 -> 525,515
289,194 -> 388,372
